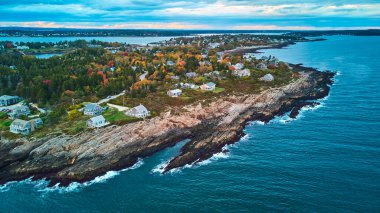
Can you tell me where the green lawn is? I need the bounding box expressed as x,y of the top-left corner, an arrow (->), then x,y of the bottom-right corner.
103,108 -> 139,124
0,119 -> 12,130
194,87 -> 225,93
213,87 -> 225,93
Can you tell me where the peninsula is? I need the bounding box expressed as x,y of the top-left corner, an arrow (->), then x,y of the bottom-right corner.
0,34 -> 334,187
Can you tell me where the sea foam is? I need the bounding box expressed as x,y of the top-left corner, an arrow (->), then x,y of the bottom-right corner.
152,144 -> 232,174
0,159 -> 144,194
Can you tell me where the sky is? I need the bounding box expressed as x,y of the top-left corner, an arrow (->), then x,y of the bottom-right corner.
0,0 -> 379,30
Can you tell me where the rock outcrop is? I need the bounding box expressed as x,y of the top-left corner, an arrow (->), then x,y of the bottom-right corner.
0,68 -> 334,187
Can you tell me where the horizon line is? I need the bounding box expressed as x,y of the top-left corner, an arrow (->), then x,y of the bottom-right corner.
1,26 -> 379,31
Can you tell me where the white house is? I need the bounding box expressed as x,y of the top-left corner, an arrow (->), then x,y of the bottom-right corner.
126,104 -> 151,118
10,119 -> 31,135
233,69 -> 251,77
200,82 -> 216,91
166,61 -> 175,66
84,103 -> 104,116
233,63 -> 244,70
16,45 -> 29,50
181,83 -> 197,89
260,74 -> 274,82
208,43 -> 221,49
87,115 -> 109,128
167,89 -> 182,97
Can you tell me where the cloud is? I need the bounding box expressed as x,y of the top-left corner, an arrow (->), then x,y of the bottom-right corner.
0,21 -> 211,29
5,4 -> 106,16
0,0 -> 379,29
155,2 -> 380,18
1,21 -> 379,30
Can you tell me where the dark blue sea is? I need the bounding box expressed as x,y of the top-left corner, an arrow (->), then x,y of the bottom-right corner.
1,36 -> 379,212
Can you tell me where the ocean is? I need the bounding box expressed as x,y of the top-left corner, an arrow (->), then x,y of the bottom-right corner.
1,35 -> 379,212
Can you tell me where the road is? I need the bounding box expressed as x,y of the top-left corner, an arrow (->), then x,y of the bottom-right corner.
97,90 -> 126,105
30,103 -> 47,114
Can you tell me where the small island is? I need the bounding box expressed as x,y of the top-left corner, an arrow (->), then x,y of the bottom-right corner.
0,34 -> 334,187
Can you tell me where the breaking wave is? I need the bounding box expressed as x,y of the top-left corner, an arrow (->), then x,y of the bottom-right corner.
0,159 -> 144,194
152,144 -> 232,174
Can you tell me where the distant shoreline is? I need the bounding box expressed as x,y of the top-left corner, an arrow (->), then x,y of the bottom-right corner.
1,28 -> 380,37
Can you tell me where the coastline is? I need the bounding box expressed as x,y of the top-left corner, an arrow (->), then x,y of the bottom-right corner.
0,64 -> 334,187
0,36 -> 336,188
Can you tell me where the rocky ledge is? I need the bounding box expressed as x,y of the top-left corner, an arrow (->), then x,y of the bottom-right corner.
0,67 -> 334,187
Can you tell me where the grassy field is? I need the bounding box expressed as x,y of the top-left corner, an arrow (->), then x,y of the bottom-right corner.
103,108 -> 139,124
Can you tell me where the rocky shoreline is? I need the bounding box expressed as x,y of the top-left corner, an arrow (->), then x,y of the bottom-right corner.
0,66 -> 334,187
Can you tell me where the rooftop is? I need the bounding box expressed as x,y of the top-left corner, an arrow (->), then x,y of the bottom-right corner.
90,115 -> 106,123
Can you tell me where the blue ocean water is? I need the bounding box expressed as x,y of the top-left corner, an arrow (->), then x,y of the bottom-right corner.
1,36 -> 379,212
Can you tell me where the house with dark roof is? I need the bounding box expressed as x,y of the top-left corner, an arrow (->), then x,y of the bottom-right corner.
9,105 -> 30,119
0,95 -> 20,106
84,103 -> 104,116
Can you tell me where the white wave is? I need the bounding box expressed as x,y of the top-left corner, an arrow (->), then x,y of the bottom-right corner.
196,151 -> 229,167
0,159 -> 144,194
0,181 -> 13,193
240,134 -> 250,142
0,177 -> 40,193
248,120 -> 265,126
152,144 -> 232,174
151,160 -> 171,174
46,158 -> 144,193
279,116 -> 295,124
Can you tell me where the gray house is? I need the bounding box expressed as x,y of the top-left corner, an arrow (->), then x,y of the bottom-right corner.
126,104 -> 151,118
233,69 -> 251,77
256,63 -> 267,70
260,74 -> 275,82
84,103 -> 104,116
10,118 -> 43,135
185,72 -> 198,78
0,95 -> 20,106
9,105 -> 31,119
